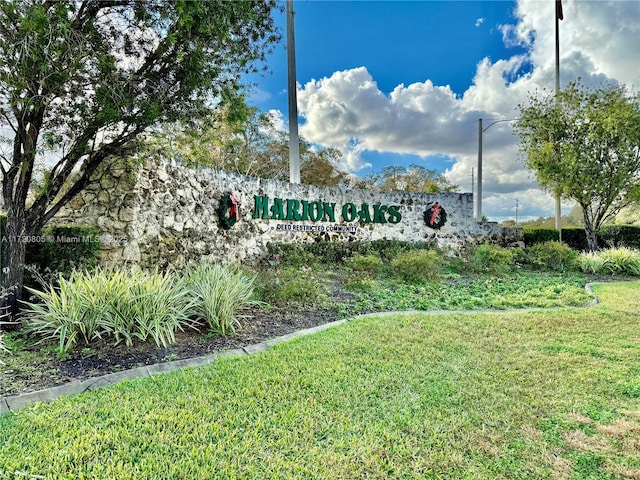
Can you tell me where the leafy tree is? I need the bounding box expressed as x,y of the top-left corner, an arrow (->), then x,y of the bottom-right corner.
147,101 -> 268,174
353,164 -> 458,193
515,81 -> 640,251
499,209 -> 587,228
148,108 -> 349,187
236,130 -> 349,187
612,204 -> 640,226
300,145 -> 349,187
565,204 -> 585,227
0,0 -> 280,314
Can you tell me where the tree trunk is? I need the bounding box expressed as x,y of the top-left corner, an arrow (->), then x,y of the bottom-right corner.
1,209 -> 29,321
584,225 -> 599,252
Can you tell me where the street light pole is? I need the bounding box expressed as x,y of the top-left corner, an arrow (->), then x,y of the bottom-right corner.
476,118 -> 517,223
476,119 -> 483,222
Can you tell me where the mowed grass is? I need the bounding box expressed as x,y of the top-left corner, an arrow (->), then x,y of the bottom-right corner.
1,281 -> 639,479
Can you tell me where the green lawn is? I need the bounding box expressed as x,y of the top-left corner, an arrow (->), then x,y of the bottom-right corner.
1,281 -> 639,479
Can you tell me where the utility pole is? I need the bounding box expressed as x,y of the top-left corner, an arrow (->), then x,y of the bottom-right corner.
286,0 -> 300,184
554,0 -> 563,239
515,198 -> 519,226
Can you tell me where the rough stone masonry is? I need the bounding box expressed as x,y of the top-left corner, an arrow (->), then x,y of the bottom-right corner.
53,156 -> 523,269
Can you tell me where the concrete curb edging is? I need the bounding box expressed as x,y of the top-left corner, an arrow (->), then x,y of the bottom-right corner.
0,283 -> 602,415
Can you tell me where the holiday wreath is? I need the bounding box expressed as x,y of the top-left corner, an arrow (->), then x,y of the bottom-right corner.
217,192 -> 240,229
423,202 -> 447,229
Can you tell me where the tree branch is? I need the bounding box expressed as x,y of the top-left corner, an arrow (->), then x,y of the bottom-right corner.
37,129 -> 143,227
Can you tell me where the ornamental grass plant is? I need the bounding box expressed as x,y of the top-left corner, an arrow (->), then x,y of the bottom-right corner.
577,247 -> 640,276
23,271 -> 112,353
23,268 -> 197,352
184,263 -> 258,335
112,269 -> 196,348
596,247 -> 640,276
577,251 -> 609,275
23,265 -> 258,353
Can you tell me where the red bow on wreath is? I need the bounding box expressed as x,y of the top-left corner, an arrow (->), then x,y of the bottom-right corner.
229,193 -> 240,220
430,202 -> 442,225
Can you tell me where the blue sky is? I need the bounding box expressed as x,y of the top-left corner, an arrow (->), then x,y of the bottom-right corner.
253,1 -> 528,100
246,0 -> 639,221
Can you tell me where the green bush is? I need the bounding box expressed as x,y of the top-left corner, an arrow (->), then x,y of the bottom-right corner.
469,244 -> 514,275
0,215 -> 102,290
441,255 -> 469,276
523,241 -> 578,272
344,253 -> 383,280
523,228 -> 559,246
29,225 -> 101,274
344,276 -> 376,292
390,249 -> 443,283
304,241 -> 363,264
23,267 -> 199,353
577,247 -> 640,276
264,244 -> 317,268
263,240 -> 436,267
524,225 -> 640,251
185,263 -> 258,335
599,225 -> 640,249
560,228 -> 589,251
254,266 -> 324,306
524,227 -> 586,251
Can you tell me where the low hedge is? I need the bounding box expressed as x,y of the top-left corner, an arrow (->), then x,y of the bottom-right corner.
561,228 -> 589,251
523,228 -> 560,246
525,225 -> 640,251
599,225 -> 640,249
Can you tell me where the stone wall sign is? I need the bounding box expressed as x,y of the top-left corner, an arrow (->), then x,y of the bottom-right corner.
51,157 -> 523,269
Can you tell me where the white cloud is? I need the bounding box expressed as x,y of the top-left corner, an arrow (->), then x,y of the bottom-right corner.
294,0 -> 638,220
504,0 -> 640,89
298,69 -> 478,168
475,17 -> 485,27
